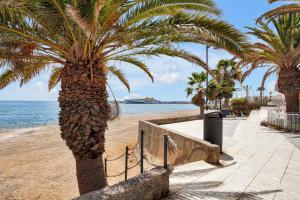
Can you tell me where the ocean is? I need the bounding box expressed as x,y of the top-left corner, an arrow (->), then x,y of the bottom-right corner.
0,101 -> 196,130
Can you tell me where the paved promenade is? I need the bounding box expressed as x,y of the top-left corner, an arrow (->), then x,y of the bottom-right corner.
165,110 -> 300,200
161,117 -> 243,138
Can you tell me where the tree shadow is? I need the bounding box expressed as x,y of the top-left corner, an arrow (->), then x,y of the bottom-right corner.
171,159 -> 236,177
167,180 -> 282,200
171,166 -> 218,177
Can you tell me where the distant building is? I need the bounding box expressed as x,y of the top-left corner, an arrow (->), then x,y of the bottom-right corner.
124,97 -> 161,104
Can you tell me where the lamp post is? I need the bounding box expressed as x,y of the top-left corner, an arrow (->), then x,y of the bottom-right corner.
206,45 -> 210,110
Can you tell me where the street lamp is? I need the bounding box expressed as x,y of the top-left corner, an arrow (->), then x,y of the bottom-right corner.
206,45 -> 210,110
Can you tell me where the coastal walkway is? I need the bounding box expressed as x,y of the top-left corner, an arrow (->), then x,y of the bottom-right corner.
161,117 -> 243,138
165,110 -> 300,200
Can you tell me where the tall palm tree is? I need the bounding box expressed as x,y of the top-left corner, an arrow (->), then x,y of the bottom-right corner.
0,0 -> 247,195
211,59 -> 241,107
239,13 -> 300,112
257,86 -> 266,105
242,85 -> 252,101
186,72 -> 207,118
258,0 -> 300,22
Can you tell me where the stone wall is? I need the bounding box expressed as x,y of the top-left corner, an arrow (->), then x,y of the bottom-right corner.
139,115 -> 220,165
74,167 -> 170,200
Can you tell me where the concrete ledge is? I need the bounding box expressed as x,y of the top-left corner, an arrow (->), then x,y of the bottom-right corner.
147,115 -> 201,125
74,167 -> 170,200
139,115 -> 220,165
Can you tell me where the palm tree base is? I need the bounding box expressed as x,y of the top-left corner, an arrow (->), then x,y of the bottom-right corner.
75,155 -> 107,195
285,93 -> 299,113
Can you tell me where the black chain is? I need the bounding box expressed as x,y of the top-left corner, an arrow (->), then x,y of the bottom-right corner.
106,160 -> 140,177
106,142 -> 139,162
144,156 -> 163,168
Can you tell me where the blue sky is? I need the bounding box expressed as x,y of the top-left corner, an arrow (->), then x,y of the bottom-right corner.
0,0 -> 285,101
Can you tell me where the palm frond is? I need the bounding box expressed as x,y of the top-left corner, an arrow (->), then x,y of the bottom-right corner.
66,0 -> 105,36
19,62 -> 48,86
108,66 -> 130,92
48,67 -> 62,91
257,4 -> 300,22
120,0 -> 221,27
0,0 -> 248,98
186,87 -> 194,97
110,56 -> 153,82
260,68 -> 276,89
0,69 -> 19,89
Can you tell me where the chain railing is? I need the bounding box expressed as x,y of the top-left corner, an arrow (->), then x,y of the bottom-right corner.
267,110 -> 300,132
141,131 -> 169,172
104,130 -> 170,182
104,142 -> 139,180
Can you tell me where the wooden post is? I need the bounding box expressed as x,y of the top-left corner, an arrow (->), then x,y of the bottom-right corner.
140,130 -> 144,173
104,158 -> 107,177
125,146 -> 129,180
164,134 -> 168,169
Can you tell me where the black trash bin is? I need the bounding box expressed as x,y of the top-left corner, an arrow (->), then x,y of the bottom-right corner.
204,111 -> 223,153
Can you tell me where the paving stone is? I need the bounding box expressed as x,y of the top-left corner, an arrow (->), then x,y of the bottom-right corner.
165,110 -> 300,200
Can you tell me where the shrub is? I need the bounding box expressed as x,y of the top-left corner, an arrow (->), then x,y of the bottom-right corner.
230,98 -> 262,116
231,98 -> 250,116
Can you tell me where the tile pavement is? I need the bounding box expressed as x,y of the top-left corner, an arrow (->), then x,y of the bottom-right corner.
165,110 -> 300,200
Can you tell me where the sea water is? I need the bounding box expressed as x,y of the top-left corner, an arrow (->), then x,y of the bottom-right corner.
0,101 -> 196,130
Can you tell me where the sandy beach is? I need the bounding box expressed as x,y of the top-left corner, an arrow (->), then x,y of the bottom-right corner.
0,110 -> 197,200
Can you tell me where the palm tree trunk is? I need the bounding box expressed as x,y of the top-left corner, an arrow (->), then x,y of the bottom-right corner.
75,155 -> 107,194
260,91 -> 263,105
284,92 -> 299,113
224,98 -> 229,109
278,67 -> 300,113
200,103 -> 204,119
59,62 -> 110,195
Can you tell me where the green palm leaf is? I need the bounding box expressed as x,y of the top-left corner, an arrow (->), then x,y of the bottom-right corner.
108,66 -> 131,92
258,0 -> 300,22
48,67 -> 62,91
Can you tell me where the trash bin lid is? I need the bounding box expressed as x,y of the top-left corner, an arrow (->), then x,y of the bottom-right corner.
205,111 -> 223,118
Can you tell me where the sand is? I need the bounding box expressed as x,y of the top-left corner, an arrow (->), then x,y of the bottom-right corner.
0,110 -> 197,200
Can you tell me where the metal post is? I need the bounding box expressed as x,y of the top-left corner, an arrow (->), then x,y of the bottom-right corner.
205,45 -> 210,111
104,158 -> 107,177
125,146 -> 129,180
163,134 -> 168,169
140,130 -> 144,173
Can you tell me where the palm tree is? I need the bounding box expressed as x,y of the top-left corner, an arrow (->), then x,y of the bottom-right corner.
242,85 -> 252,101
257,86 -> 266,105
0,0 -> 247,194
208,79 -> 235,110
239,13 -> 300,112
258,0 -> 300,22
186,72 -> 207,118
207,79 -> 218,108
211,59 -> 241,108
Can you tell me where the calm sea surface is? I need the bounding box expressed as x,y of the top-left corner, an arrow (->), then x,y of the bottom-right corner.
0,101 -> 196,130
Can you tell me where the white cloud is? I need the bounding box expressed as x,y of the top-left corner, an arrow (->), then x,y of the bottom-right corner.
155,72 -> 183,85
30,81 -> 59,98
151,61 -> 186,85
31,81 -> 47,90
